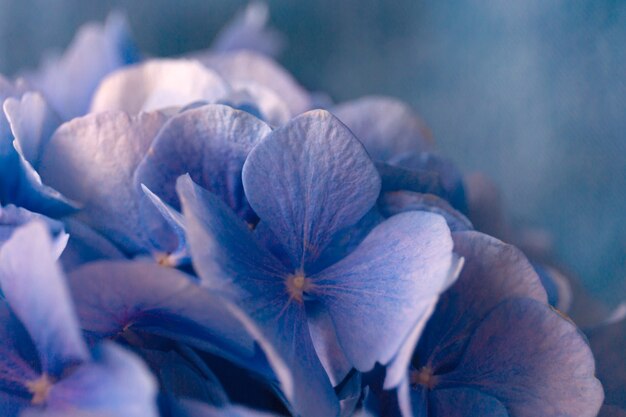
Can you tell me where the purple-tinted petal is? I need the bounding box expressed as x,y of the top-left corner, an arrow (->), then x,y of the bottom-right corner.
212,2 -> 285,58
26,12 -> 139,120
59,218 -> 126,272
441,298 -> 603,417
39,111 -> 168,253
178,176 -> 338,417
379,191 -> 473,232
45,342 -> 158,417
135,104 -> 271,230
177,399 -> 281,417
587,317 -> 626,409
3,92 -> 61,167
428,388 -> 508,417
310,212 -> 455,374
0,204 -> 64,249
201,51 -> 310,115
219,82 -> 291,126
416,231 -> 547,373
333,96 -> 433,161
90,59 -> 230,114
242,110 -> 381,270
0,222 -> 88,376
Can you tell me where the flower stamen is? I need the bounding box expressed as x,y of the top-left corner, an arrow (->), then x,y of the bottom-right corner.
286,272 -> 311,302
26,374 -> 54,405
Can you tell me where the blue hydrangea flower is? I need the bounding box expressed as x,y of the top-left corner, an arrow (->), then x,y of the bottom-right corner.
178,109 -> 459,416
0,222 -> 157,416
393,231 -> 603,417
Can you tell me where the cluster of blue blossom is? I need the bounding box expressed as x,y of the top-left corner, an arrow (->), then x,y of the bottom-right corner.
0,4 -> 624,417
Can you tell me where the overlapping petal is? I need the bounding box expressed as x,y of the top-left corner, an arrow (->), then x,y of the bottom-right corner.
0,221 -> 88,376
242,110 -> 381,271
39,111 -> 168,253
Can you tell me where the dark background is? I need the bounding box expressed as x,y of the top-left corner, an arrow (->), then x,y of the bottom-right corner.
1,0 -> 624,305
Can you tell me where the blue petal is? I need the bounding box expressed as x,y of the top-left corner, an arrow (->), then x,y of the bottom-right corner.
599,405 -> 626,417
415,231 -> 548,374
379,191 -> 473,232
201,51 -> 311,115
3,92 -> 61,168
58,218 -> 125,272
45,342 -> 158,416
134,104 -> 271,232
39,111 -> 168,254
90,59 -> 230,114
428,388 -> 508,417
310,212 -> 455,375
333,96 -> 433,161
0,222 -> 88,376
25,12 -> 139,120
212,2 -> 285,58
0,204 -> 64,250
68,260 -> 277,375
178,175 -> 339,417
176,399 -> 281,417
440,298 -> 603,417
218,82 -> 291,126
242,110 -> 381,270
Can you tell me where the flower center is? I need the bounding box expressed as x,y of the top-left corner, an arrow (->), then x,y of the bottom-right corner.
286,272 -> 311,302
155,252 -> 176,268
410,366 -> 437,390
26,374 -> 54,405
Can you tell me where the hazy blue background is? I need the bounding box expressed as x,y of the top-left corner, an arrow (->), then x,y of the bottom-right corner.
1,0 -> 624,305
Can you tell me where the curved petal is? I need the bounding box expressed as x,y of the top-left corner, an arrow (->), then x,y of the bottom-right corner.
0,222 -> 88,376
68,260 -> 271,372
379,191 -> 473,232
90,59 -> 230,114
201,51 -> 310,114
26,12 -> 139,120
59,218 -> 126,272
242,110 -> 381,270
211,1 -> 285,58
3,92 -> 61,167
135,104 -> 271,229
220,81 -> 291,126
178,175 -> 338,417
333,96 -> 433,160
416,231 -> 548,373
598,405 -> 626,417
45,342 -> 158,417
442,298 -> 604,417
39,111 -> 168,253
428,388 -> 508,417
310,212 -> 455,374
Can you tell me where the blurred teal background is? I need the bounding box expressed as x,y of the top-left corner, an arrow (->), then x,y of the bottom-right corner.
1,0 -> 624,305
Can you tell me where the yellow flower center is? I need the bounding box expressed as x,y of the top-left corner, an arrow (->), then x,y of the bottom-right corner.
410,366 -> 437,389
26,374 -> 54,405
286,272 -> 311,302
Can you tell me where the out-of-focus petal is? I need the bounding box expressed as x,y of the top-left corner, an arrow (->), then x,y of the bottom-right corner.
212,1 -> 285,58
242,110 -> 380,270
379,191 -> 473,232
440,298 -> 603,417
333,96 -> 433,160
0,222 -> 88,376
310,212 -> 455,374
3,92 -> 61,167
39,111 -> 168,253
428,388 -> 508,417
45,342 -> 158,417
416,231 -> 547,373
26,12 -> 139,120
90,59 -> 229,114
201,51 -> 310,115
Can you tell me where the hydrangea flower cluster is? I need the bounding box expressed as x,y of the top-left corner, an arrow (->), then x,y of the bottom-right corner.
0,4 -> 621,417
